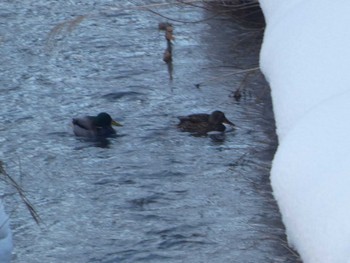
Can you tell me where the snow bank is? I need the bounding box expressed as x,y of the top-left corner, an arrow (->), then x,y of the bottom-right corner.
0,201 -> 12,262
259,0 -> 350,262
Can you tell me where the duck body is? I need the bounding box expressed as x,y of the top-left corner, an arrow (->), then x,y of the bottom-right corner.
177,111 -> 234,135
72,112 -> 122,138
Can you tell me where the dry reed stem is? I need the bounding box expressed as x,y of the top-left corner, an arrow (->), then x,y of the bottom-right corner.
0,213 -> 9,231
195,66 -> 259,87
231,70 -> 257,100
0,161 -> 41,225
46,15 -> 86,51
46,0 -> 262,50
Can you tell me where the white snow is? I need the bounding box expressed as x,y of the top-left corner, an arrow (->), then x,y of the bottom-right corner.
259,0 -> 350,262
0,200 -> 12,263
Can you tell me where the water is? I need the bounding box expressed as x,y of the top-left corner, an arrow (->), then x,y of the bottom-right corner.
0,1 -> 299,262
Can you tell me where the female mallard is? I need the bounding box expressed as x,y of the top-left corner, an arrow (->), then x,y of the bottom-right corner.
177,110 -> 235,135
72,112 -> 122,138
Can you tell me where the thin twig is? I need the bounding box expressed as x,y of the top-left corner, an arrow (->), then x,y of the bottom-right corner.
0,162 -> 41,224
231,70 -> 256,99
0,214 -> 10,231
46,15 -> 86,51
127,0 -> 221,24
196,66 -> 259,87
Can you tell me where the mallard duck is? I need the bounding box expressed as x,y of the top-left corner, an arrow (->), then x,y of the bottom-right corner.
177,110 -> 235,135
72,112 -> 122,138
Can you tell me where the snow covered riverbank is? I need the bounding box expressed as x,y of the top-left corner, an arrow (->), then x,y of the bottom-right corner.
259,1 -> 350,262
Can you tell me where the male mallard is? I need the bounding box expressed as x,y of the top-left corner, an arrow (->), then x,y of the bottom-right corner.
72,112 -> 122,138
177,110 -> 235,135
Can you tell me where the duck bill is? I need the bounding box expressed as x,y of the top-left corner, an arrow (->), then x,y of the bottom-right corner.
111,120 -> 123,127
223,118 -> 235,126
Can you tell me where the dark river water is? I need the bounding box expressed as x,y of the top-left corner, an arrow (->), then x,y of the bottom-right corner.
0,1 -> 299,262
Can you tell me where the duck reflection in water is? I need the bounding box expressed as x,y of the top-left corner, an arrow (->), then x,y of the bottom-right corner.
177,110 -> 235,137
